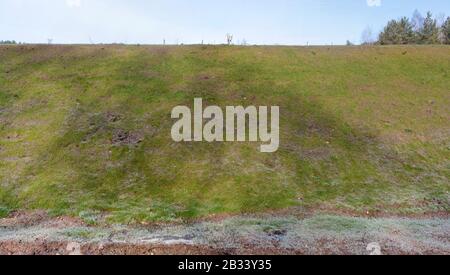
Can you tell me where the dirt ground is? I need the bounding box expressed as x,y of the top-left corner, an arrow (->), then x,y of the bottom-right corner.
0,210 -> 449,255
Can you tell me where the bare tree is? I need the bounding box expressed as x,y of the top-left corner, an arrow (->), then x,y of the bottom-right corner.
437,13 -> 447,45
361,26 -> 375,45
47,38 -> 53,45
442,17 -> 450,44
436,14 -> 445,44
411,9 -> 424,32
436,13 -> 446,26
226,33 -> 233,45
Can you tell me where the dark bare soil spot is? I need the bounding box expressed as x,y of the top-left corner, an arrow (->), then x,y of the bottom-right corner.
0,211 -> 84,228
105,112 -> 122,123
112,129 -> 144,146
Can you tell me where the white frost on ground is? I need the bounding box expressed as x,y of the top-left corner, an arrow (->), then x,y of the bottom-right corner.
1,214 -> 449,254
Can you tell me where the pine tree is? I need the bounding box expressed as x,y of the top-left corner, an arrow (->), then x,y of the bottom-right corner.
379,20 -> 398,45
398,17 -> 415,44
420,12 -> 439,44
378,18 -> 414,45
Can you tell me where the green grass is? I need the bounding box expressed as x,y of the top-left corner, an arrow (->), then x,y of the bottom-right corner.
0,45 -> 449,223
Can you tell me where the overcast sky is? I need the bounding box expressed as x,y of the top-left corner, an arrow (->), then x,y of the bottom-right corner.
0,0 -> 449,45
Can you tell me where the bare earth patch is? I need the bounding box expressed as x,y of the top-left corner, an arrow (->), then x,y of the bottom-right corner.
0,211 -> 448,255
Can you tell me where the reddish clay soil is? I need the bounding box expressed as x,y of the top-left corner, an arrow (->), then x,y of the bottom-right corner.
1,239 -> 444,255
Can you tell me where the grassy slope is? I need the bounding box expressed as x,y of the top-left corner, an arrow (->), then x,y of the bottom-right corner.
0,45 -> 449,223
